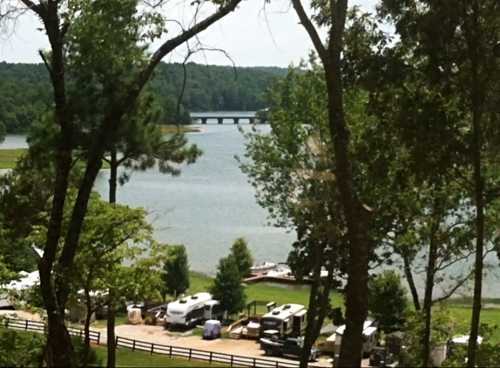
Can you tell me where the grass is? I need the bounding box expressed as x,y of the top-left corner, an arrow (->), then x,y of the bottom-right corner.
159,125 -> 201,134
0,148 -> 25,169
188,272 -> 343,315
94,345 -> 226,367
447,306 -> 500,343
0,148 -> 110,170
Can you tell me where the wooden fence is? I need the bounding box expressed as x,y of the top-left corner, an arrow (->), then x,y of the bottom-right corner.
2,317 -> 101,345
115,336 -> 300,368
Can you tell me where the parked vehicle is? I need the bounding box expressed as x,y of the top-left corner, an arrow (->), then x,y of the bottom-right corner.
260,303 -> 307,338
166,292 -> 221,328
369,347 -> 395,367
202,320 -> 222,340
259,336 -> 318,361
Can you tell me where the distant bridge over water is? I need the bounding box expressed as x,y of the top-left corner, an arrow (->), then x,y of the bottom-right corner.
190,112 -> 268,125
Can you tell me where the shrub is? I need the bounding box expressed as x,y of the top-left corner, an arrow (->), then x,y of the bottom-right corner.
368,270 -> 408,332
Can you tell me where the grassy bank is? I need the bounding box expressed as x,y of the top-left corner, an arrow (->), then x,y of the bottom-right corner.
189,272 -> 343,315
0,148 -> 25,169
159,125 -> 201,134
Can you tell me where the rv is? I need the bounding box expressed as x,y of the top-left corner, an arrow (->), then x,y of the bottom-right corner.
260,303 -> 307,338
166,292 -> 221,328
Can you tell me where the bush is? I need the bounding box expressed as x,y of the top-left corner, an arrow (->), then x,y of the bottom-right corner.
0,326 -> 102,366
0,328 -> 45,366
368,270 -> 408,332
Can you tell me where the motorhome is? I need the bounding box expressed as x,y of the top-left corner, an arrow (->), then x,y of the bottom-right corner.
166,292 -> 221,328
260,303 -> 307,338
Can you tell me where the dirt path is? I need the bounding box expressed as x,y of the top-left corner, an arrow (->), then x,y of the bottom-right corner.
97,324 -> 333,367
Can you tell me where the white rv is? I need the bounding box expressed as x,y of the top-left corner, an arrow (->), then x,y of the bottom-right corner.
166,292 -> 222,328
260,303 -> 307,337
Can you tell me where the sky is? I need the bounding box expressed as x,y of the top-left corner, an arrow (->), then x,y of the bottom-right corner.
0,0 -> 377,67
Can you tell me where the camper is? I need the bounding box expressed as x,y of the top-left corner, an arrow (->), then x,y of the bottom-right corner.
166,292 -> 221,328
328,320 -> 378,357
260,303 -> 307,338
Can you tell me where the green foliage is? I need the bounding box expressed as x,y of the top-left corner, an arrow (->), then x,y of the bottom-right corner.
399,306 -> 460,367
229,238 -> 253,277
0,62 -> 285,133
443,324 -> 500,367
0,328 -> 45,366
210,256 -> 246,316
0,328 -> 102,367
162,245 -> 190,298
368,270 -> 408,333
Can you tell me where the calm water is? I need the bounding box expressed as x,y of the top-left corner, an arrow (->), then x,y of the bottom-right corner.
2,120 -> 499,296
93,122 -> 296,272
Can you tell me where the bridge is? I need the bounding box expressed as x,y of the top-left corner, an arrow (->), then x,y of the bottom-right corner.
190,112 -> 268,125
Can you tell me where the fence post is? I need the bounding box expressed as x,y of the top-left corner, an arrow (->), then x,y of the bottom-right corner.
150,343 -> 154,355
169,346 -> 172,358
115,336 -> 119,349
25,320 -> 29,331
5,318 -> 8,329
188,348 -> 192,360
275,361 -> 279,368
230,355 -> 234,368
132,339 -> 136,352
97,332 -> 100,345
253,358 -> 256,368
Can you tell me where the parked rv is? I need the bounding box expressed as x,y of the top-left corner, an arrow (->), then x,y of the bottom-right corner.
328,320 -> 378,357
166,292 -> 222,328
260,303 -> 307,338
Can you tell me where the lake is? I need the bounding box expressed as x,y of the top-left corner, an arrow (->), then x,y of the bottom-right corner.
1,118 -> 499,297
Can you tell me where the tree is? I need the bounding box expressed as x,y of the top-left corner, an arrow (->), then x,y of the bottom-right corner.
377,2 -> 500,365
1,0 -> 243,365
368,271 -> 408,333
162,245 -> 190,299
288,1 -> 375,365
67,195 -> 155,367
229,238 -> 253,278
210,255 -> 246,316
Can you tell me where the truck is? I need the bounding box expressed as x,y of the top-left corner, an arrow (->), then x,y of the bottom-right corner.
259,336 -> 319,361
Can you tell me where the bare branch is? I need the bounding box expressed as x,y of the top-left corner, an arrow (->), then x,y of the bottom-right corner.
139,0 -> 242,88
291,0 -> 327,63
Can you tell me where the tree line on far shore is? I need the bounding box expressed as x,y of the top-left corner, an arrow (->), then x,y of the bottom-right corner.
0,61 -> 285,135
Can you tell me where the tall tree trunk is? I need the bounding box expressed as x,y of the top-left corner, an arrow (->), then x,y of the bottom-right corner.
300,243 -> 323,368
402,251 -> 421,311
83,292 -> 93,368
109,147 -> 118,204
107,146 -> 119,367
325,3 -> 371,364
467,3 -> 484,364
421,219 -> 439,367
38,146 -> 75,367
107,290 -> 117,368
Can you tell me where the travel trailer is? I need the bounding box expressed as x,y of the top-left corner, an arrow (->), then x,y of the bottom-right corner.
260,303 -> 307,338
328,320 -> 378,357
166,292 -> 222,328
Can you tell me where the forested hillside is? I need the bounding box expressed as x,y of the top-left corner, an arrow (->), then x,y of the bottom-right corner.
0,62 -> 285,134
